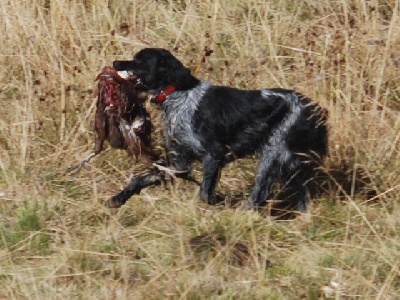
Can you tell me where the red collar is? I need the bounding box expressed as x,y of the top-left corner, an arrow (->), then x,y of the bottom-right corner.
152,85 -> 176,103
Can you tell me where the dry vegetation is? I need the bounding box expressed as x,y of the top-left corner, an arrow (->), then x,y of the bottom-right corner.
0,0 -> 399,299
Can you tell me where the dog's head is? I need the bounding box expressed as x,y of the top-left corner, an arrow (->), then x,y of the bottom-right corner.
113,48 -> 198,92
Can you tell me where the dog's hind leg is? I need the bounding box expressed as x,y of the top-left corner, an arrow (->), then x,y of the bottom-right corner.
242,149 -> 282,210
243,166 -> 277,210
242,141 -> 295,210
277,177 -> 309,212
278,165 -> 313,212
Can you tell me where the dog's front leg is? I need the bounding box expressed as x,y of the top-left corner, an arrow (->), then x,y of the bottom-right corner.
105,169 -> 165,208
166,139 -> 194,180
200,154 -> 222,205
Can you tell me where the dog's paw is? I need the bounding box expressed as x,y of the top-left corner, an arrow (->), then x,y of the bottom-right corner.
200,193 -> 224,206
104,198 -> 125,208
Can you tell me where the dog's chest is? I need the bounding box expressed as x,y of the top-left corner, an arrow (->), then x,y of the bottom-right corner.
161,83 -> 210,155
162,96 -> 202,154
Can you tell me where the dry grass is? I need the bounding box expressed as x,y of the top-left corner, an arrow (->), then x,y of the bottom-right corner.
0,0 -> 399,299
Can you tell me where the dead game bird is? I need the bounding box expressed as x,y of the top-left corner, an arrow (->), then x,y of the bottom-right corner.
68,66 -> 158,173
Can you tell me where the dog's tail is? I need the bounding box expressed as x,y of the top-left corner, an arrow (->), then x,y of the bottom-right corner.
290,93 -> 329,163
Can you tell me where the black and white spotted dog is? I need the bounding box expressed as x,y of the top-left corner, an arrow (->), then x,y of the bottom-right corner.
113,48 -> 328,212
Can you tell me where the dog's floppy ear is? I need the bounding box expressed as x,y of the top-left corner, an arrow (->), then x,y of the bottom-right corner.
157,50 -> 194,88
163,65 -> 192,86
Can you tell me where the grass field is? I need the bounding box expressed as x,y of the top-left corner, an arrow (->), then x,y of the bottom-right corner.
0,0 -> 399,299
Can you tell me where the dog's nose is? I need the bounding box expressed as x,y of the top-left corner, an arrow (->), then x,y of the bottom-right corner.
113,60 -> 126,71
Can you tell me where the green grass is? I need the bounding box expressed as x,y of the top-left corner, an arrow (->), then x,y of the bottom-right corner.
0,203 -> 51,254
0,0 -> 399,298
